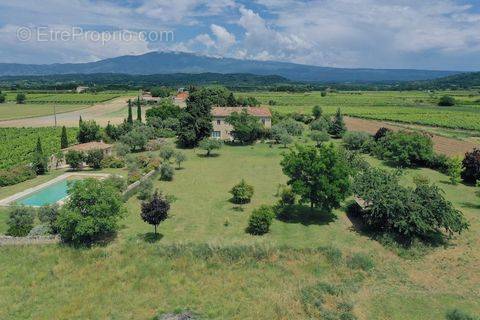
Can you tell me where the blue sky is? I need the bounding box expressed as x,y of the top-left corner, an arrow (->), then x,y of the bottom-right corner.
0,0 -> 479,70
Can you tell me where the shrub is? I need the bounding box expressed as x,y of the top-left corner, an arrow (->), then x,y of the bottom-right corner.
145,139 -> 165,151
309,130 -> 330,147
103,175 -> 127,192
65,150 -> 84,170
159,163 -> 174,181
0,165 -> 36,187
446,309 -> 479,320
159,145 -> 175,162
77,120 -> 101,143
428,153 -> 450,173
343,131 -> 372,152
38,204 -> 60,233
120,125 -> 155,151
247,205 -> 275,235
328,108 -> 346,138
230,179 -> 254,204
6,207 -> 35,237
461,148 -> 480,184
199,138 -> 222,157
16,92 -> 26,104
373,127 -> 392,141
446,156 -> 462,185
377,131 -> 434,167
114,142 -> 131,157
127,169 -> 142,184
309,117 -> 330,132
28,225 -> 51,237
312,105 -> 323,119
137,178 -> 154,200
276,118 -> 304,136
277,185 -> 296,207
56,178 -> 124,245
438,95 -> 456,106
140,191 -> 170,234
101,155 -> 125,168
174,151 -> 187,169
347,252 -> 374,271
85,149 -> 104,169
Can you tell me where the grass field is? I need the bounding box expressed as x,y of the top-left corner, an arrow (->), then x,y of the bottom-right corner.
5,92 -> 124,104
238,90 -> 480,132
0,142 -> 478,319
0,103 -> 90,121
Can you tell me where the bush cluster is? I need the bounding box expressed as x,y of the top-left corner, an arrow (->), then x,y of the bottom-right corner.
0,165 -> 36,187
247,205 -> 275,235
230,179 -> 254,204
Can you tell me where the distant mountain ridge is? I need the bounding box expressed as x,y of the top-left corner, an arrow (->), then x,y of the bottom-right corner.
0,52 -> 461,83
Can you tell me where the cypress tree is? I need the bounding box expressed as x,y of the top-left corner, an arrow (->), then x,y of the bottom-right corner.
79,115 -> 83,126
328,108 -> 347,138
127,99 -> 133,124
136,97 -> 142,122
60,126 -> 69,149
32,137 -> 47,175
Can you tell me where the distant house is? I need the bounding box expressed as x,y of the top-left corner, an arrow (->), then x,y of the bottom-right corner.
141,92 -> 161,103
211,107 -> 272,140
173,92 -> 189,108
76,86 -> 89,93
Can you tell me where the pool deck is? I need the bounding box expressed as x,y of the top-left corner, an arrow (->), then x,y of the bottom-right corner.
0,173 -> 110,206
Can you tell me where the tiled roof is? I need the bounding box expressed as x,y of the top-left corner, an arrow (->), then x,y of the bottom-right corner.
175,92 -> 189,101
211,107 -> 271,117
63,141 -> 112,152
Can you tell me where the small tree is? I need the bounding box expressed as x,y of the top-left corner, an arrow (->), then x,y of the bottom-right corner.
0,91 -> 6,103
7,207 -> 35,236
199,138 -> 222,157
312,105 -> 323,119
85,149 -> 104,169
309,130 -> 330,147
461,148 -> 480,184
141,191 -> 170,235
310,117 -> 330,132
281,144 -> 351,210
159,163 -> 174,181
136,97 -> 142,122
230,179 -> 254,204
174,151 -> 187,169
60,126 -> 69,149
77,120 -> 101,143
16,92 -> 26,104
159,146 -> 175,162
65,150 -> 84,170
227,92 -> 237,107
247,205 -> 275,235
226,109 -> 262,144
127,99 -> 134,124
343,131 -> 372,151
32,137 -> 48,175
278,132 -> 293,148
446,156 -> 462,185
137,178 -> 154,200
328,108 -> 346,138
438,95 -> 456,107
321,91 -> 327,97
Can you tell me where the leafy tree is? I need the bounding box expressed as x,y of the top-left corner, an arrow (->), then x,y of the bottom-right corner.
373,127 -> 392,141
0,91 -> 6,103
247,205 -> 275,235
309,130 -> 330,147
146,100 -> 181,121
328,108 -> 346,138
446,156 -> 462,185
174,151 -> 187,169
77,120 -> 101,143
281,144 -> 351,210
65,150 -> 84,170
60,126 -> 69,149
7,207 -> 35,236
38,204 -> 60,233
271,125 -> 289,145
85,149 -> 104,169
120,124 -> 155,152
278,131 -> 293,148
127,99 -> 133,124
343,131 -> 372,151
159,163 -> 174,181
16,92 -> 26,104
275,118 -> 304,136
227,92 -> 237,107
32,137 -> 48,175
199,138 -> 222,156
461,148 -> 480,184
140,191 -> 170,235
353,167 -> 469,241
56,178 -> 124,245
309,117 -> 330,132
230,179 -> 254,204
377,131 -> 434,167
159,146 -> 175,162
177,88 -> 214,147
150,86 -> 171,98
312,105 -> 323,119
226,109 -> 262,143
438,95 -> 456,106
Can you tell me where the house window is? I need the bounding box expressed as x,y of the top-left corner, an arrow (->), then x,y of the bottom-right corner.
261,118 -> 266,125
217,119 -> 221,125
212,131 -> 221,139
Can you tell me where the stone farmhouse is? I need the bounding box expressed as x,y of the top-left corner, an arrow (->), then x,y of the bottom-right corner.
211,107 -> 272,140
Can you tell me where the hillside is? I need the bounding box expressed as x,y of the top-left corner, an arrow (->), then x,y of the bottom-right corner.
398,72 -> 480,90
0,51 -> 460,83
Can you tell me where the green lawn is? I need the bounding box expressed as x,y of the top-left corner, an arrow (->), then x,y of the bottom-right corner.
0,142 -> 479,319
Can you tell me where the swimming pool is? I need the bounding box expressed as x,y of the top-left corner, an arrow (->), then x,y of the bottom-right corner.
15,178 -> 74,206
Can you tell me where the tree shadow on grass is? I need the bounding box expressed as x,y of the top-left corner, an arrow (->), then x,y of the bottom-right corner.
196,153 -> 220,158
276,204 -> 337,226
140,232 -> 164,243
460,201 -> 480,211
231,206 -> 245,213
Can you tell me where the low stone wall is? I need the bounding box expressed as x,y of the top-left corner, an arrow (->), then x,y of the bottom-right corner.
122,169 -> 158,201
0,235 -> 60,246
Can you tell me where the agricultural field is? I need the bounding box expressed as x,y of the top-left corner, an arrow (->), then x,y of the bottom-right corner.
0,143 -> 479,319
0,103 -> 90,121
238,90 -> 480,132
4,92 -> 124,104
0,127 -> 77,170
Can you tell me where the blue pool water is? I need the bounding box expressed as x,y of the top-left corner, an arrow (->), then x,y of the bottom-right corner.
16,179 -> 73,206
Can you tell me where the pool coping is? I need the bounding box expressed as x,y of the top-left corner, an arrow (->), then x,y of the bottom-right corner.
0,173 -> 110,207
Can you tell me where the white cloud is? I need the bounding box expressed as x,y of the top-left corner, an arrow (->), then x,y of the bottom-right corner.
210,24 -> 236,50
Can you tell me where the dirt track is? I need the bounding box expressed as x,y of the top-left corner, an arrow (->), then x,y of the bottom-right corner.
0,96 -> 135,128
345,116 -> 479,156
